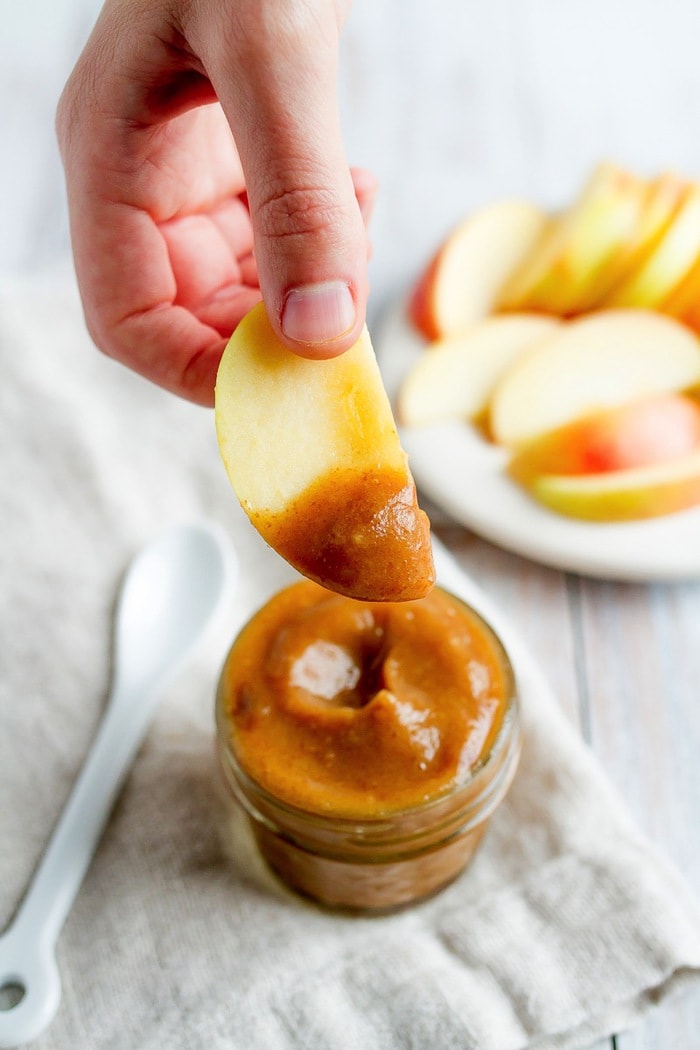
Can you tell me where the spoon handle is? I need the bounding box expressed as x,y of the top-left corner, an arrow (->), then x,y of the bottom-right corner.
9,683 -> 161,951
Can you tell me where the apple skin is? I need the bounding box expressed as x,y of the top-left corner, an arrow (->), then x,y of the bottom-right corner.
409,201 -> 547,341
680,295 -> 700,336
508,393 -> 700,486
409,254 -> 441,340
527,449 -> 700,522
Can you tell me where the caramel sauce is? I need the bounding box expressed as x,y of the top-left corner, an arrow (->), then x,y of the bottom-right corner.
220,581 -> 510,818
252,467 -> 435,602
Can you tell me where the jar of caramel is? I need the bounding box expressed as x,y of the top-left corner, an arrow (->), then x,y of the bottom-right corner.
215,581 -> 520,911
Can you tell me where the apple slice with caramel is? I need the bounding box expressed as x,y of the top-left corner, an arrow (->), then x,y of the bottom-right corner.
215,303 -> 434,602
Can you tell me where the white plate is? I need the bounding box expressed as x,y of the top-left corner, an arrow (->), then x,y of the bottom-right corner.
376,296 -> 700,581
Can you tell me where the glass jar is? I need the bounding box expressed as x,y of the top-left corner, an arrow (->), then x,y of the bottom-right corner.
215,587 -> 521,912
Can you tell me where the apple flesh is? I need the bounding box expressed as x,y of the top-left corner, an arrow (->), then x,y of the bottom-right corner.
607,185 -> 700,309
661,242 -> 700,341
398,314 -> 560,428
489,309 -> 700,448
528,449 -> 700,521
409,200 -> 548,341
215,303 -> 434,602
497,163 -> 647,316
508,393 -> 700,485
573,170 -> 688,312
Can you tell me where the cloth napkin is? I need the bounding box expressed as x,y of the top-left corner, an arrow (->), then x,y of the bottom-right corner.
1,268 -> 700,1050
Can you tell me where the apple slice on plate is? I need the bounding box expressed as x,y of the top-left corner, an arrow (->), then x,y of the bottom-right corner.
398,314 -> 560,427
497,162 -> 647,315
606,185 -> 700,308
572,170 -> 688,312
409,200 -> 548,341
215,303 -> 434,602
509,393 -> 700,483
489,309 -> 700,448
662,249 -> 700,321
529,449 -> 700,522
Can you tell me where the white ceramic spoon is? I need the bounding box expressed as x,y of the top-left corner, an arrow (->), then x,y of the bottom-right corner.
0,522 -> 237,1048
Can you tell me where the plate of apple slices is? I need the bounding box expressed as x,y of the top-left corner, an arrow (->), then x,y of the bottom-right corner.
377,163 -> 700,581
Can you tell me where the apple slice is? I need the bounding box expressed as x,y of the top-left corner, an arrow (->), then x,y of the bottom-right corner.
398,314 -> 560,427
662,249 -> 700,322
409,200 -> 548,341
497,163 -> 647,315
675,284 -> 700,337
526,449 -> 700,522
215,303 -> 434,602
572,170 -> 688,313
606,185 -> 700,308
508,393 -> 700,484
489,309 -> 700,448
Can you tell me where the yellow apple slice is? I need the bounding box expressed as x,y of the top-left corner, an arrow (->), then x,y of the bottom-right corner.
409,200 -> 548,340
398,314 -> 560,427
215,303 -> 434,602
572,170 -> 688,312
527,449 -> 700,521
489,309 -> 700,448
662,249 -> 700,321
660,232 -> 700,338
508,393 -> 700,484
606,185 -> 700,308
675,282 -> 700,337
497,163 -> 647,315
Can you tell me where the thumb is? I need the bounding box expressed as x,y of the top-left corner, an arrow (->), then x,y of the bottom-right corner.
199,1 -> 369,358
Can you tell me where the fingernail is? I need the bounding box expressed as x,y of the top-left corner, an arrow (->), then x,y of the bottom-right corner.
281,281 -> 356,344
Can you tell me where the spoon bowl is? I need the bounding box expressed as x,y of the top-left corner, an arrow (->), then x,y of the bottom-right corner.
113,523 -> 235,695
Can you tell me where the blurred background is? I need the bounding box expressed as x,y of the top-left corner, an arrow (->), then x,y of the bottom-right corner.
3,0 -> 700,322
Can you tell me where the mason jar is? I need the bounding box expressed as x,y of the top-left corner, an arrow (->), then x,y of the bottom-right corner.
215,583 -> 521,912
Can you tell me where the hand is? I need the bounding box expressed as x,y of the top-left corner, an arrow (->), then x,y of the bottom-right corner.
57,0 -> 375,406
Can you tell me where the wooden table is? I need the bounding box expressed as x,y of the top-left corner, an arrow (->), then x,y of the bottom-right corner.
2,1 -> 700,1046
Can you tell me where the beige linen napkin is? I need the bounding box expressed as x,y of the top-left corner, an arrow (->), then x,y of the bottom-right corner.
1,269 -> 700,1050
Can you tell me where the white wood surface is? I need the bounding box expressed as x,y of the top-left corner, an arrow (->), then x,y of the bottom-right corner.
3,1 -> 700,1046
345,7 -> 700,1045
434,518 -> 700,1050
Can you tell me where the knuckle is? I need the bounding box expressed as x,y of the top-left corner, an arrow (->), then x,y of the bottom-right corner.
256,183 -> 343,243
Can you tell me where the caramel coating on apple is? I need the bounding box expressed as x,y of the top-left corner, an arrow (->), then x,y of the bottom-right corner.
252,467 -> 435,603
215,303 -> 435,601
